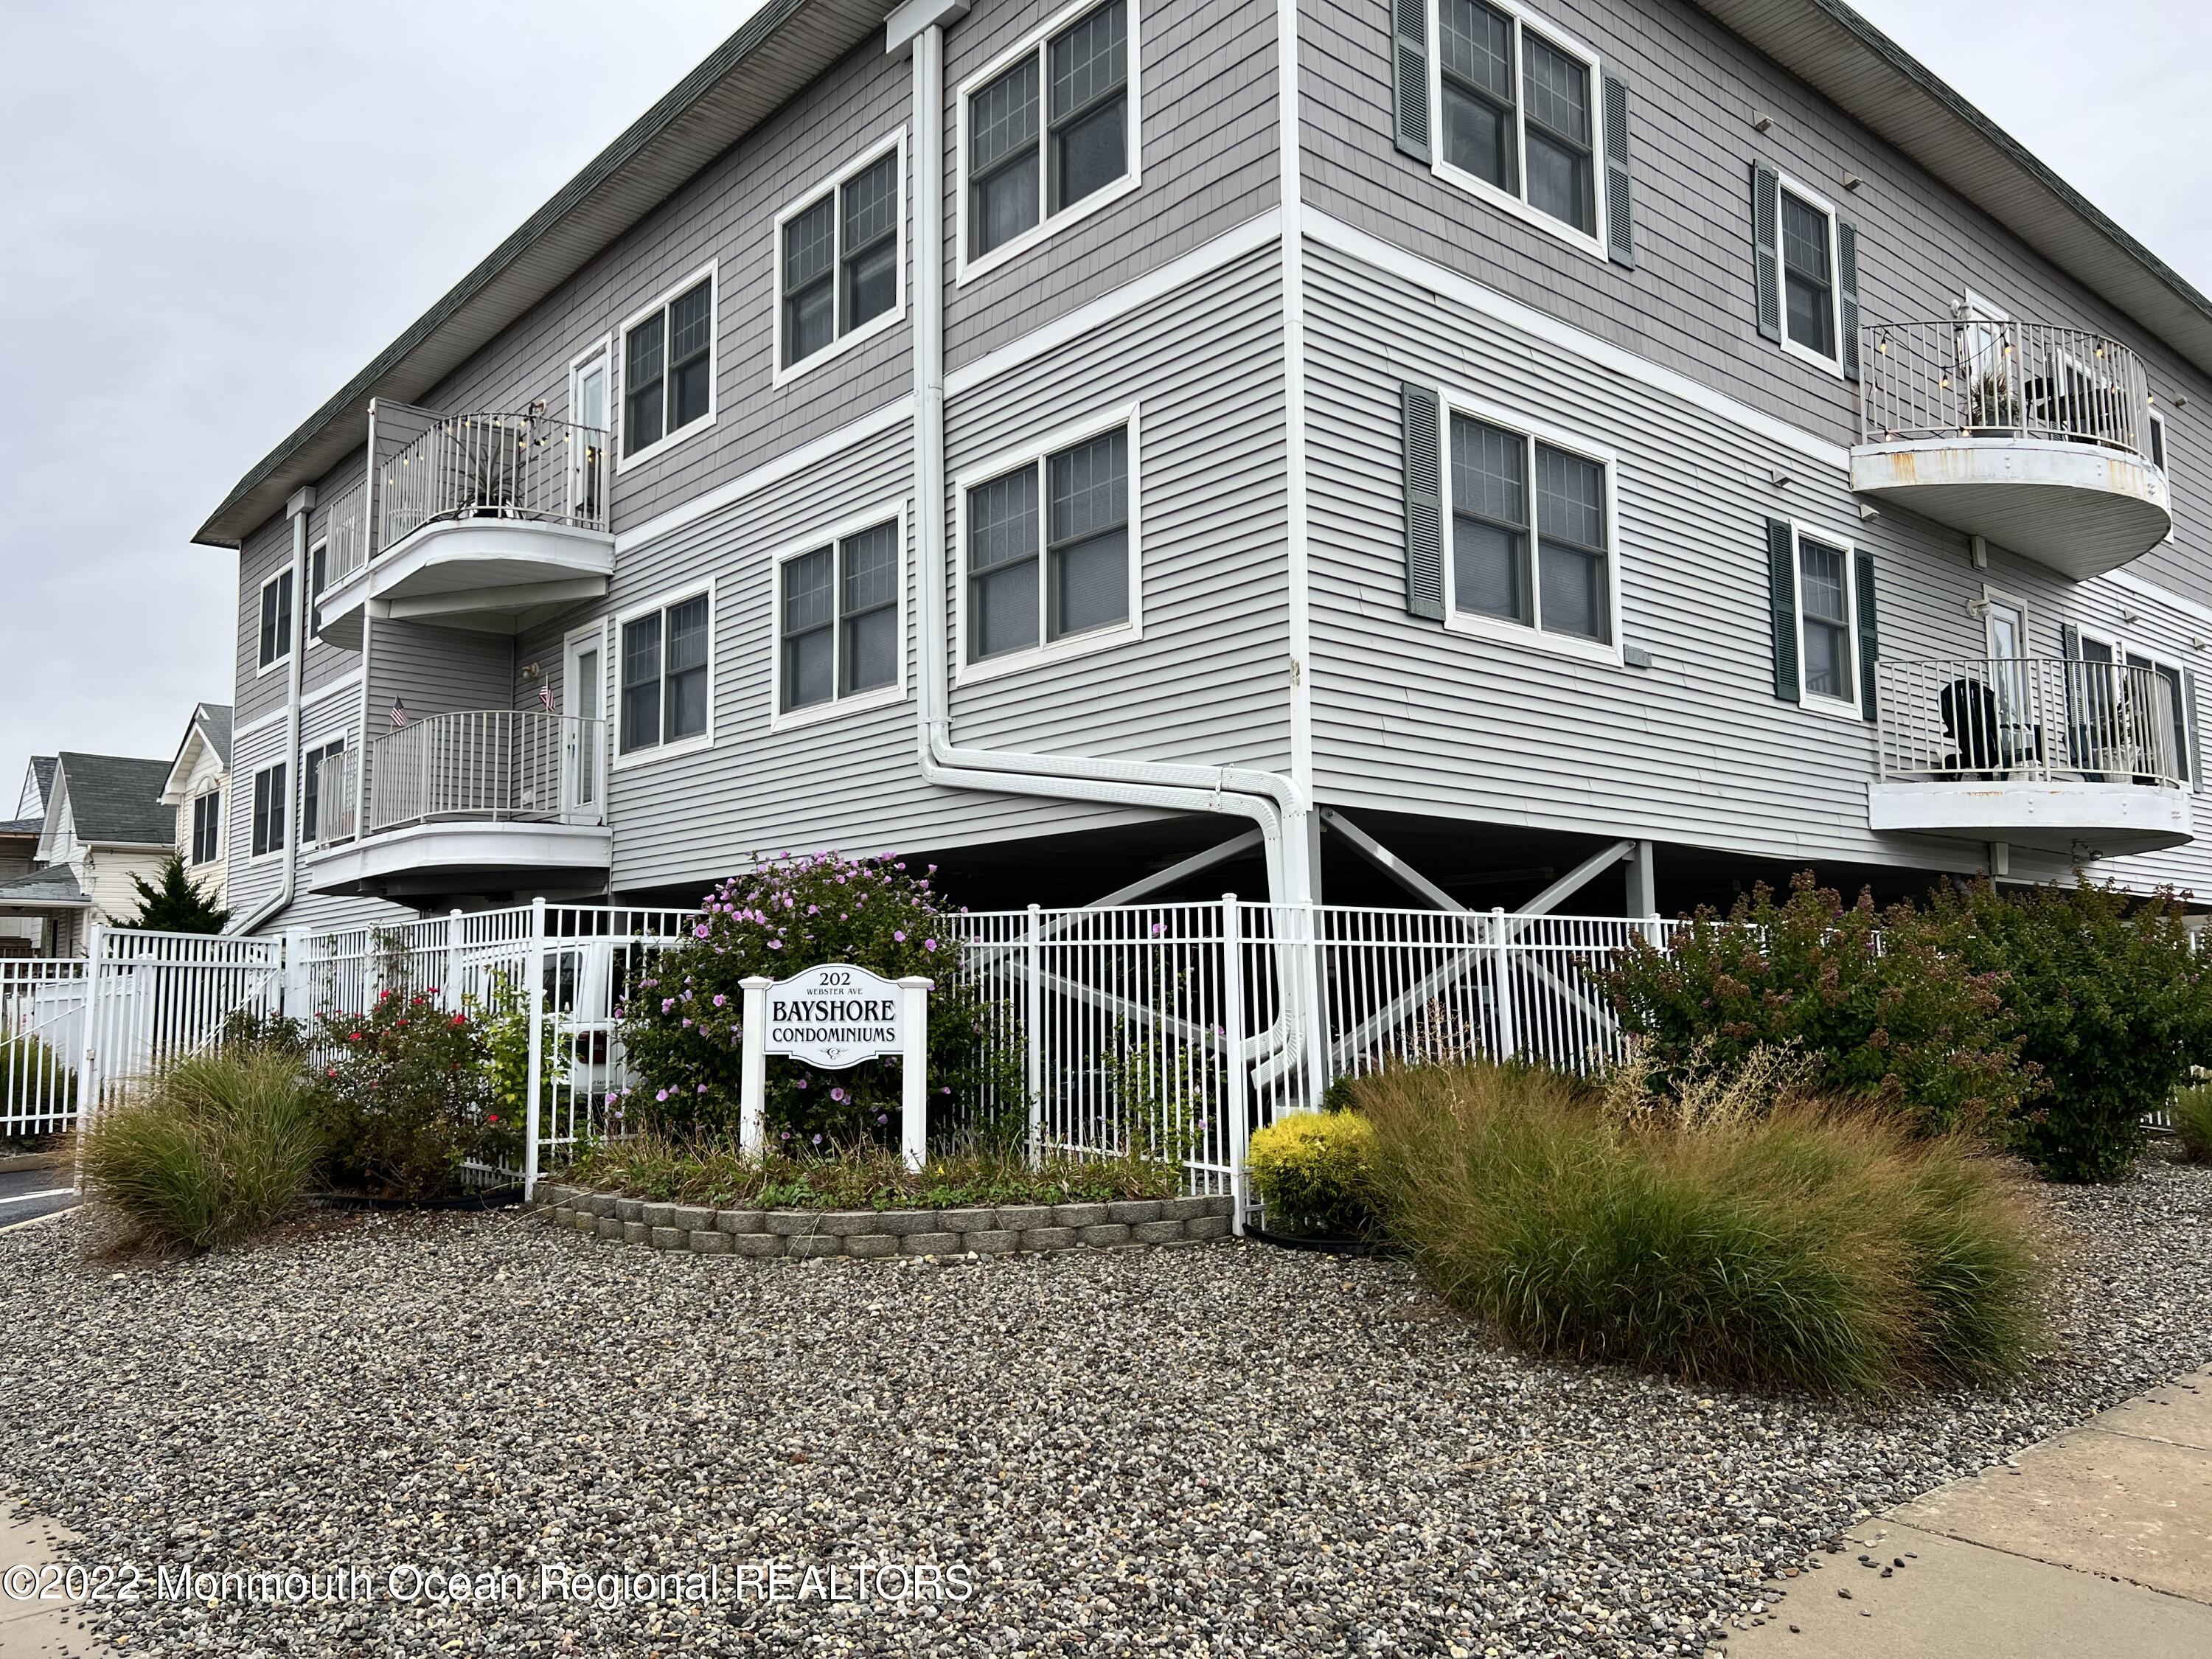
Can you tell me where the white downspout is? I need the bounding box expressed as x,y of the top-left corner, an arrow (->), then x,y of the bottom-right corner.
234,486 -> 315,936
895,7 -> 1314,908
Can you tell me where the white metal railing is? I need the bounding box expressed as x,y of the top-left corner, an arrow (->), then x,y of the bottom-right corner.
323,481 -> 369,589
1,958 -> 88,1137
1876,656 -> 2181,785
1860,318 -> 2152,459
378,411 -> 609,552
364,711 -> 607,835
312,747 -> 358,846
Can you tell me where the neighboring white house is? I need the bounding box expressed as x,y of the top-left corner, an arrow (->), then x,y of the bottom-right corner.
159,703 -> 233,914
0,752 -> 178,956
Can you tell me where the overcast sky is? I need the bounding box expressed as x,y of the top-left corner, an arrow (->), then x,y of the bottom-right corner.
3,0 -> 2208,804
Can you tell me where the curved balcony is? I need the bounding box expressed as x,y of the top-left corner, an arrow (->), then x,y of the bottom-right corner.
307,710 -> 611,902
1868,656 -> 2191,855
1851,320 -> 2169,580
315,411 -> 613,650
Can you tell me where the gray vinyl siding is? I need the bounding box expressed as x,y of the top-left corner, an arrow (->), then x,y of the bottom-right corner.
1301,237 -> 2212,896
940,0 -> 1282,372
232,517 -> 296,729
1296,0 -> 2212,609
299,453 -> 366,698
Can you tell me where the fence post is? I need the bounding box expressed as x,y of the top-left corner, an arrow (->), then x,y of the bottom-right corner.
899,976 -> 932,1175
73,923 -> 105,1193
522,896 -> 546,1201
1023,903 -> 1043,1166
738,976 -> 771,1158
1299,902 -> 1328,1111
1221,894 -> 1248,1235
282,928 -> 311,1025
444,909 -> 465,1013
1490,906 -> 1517,1059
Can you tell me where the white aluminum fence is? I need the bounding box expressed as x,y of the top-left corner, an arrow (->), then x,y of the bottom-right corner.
1860,318 -> 2152,457
1,959 -> 87,1138
1877,657 -> 2181,785
323,480 -> 369,589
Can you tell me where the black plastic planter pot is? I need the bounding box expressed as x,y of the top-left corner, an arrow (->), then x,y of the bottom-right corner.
1247,1225 -> 1397,1259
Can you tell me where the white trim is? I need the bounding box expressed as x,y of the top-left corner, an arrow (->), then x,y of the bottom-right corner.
766,499 -> 912,733
2107,568 -> 2212,631
568,333 -> 613,512
1304,206 -> 1851,467
234,676 -> 360,748
1276,0 -> 1312,797
562,622 -> 610,816
613,260 -> 720,473
2148,409 -> 2175,542
255,567 -> 294,675
954,0 -> 1143,287
1788,520 -> 1863,721
1424,0 -> 1608,264
246,759 -> 289,864
1980,582 -> 2030,661
608,581 -> 717,771
771,129 -> 909,387
950,402 -> 1143,686
1436,386 -> 1624,667
1775,174 -> 1847,378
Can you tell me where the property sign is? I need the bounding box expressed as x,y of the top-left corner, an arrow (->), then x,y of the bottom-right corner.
761,963 -> 908,1070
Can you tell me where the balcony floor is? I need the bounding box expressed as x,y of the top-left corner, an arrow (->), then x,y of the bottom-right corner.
307,821 -> 612,902
1868,779 -> 2192,855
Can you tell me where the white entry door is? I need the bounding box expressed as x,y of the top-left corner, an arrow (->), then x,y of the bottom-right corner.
1983,594 -> 2031,767
564,636 -> 602,818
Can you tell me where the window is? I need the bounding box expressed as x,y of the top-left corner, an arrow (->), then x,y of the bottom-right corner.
308,541 -> 328,600
2125,651 -> 2194,787
1433,1 -> 1601,248
961,0 -> 1135,274
2149,410 -> 2168,470
1797,538 -> 1851,700
619,593 -> 712,756
570,343 -> 611,521
250,764 -> 287,860
257,568 -> 293,670
1446,407 -> 1613,648
777,138 -> 904,376
300,740 -> 344,844
1781,188 -> 1837,361
779,518 -> 902,716
621,268 -> 714,462
963,420 -> 1135,667
189,791 -> 220,866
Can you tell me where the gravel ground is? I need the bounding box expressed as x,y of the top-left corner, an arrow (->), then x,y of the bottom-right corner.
2,1157 -> 2209,1659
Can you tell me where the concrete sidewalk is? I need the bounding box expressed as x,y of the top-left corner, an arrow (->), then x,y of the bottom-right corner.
1729,1364 -> 2212,1658
0,1508 -> 113,1658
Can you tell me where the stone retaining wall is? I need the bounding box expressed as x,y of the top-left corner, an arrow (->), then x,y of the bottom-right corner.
530,1184 -> 1235,1259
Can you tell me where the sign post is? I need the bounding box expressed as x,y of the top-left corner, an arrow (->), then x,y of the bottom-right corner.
737,964 -> 932,1169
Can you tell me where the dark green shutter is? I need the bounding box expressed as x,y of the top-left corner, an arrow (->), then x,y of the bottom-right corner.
1837,220 -> 1862,380
1391,0 -> 1432,163
1602,74 -> 1634,269
1766,518 -> 1798,702
1402,383 -> 1445,621
1751,164 -> 1782,344
1853,548 -> 1879,723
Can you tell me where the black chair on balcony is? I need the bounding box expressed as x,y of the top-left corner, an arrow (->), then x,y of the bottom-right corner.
1938,678 -> 2043,780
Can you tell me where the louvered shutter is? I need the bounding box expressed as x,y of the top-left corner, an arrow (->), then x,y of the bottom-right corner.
2188,668 -> 2203,790
1751,164 -> 1782,344
1853,548 -> 1879,723
1602,74 -> 1635,269
1391,0 -> 1432,163
1402,383 -> 1445,621
1766,518 -> 1798,702
1837,220 -> 1862,381
2059,625 -> 2082,771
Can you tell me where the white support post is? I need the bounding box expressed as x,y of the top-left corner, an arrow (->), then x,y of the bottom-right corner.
74,923 -> 105,1193
899,975 -> 932,1174
522,896 -> 546,1200
444,908 -> 465,1013
282,928 -> 311,1024
1221,894 -> 1248,1235
1489,906 -> 1517,1059
738,976 -> 771,1158
1299,902 -> 1328,1110
1023,904 -> 1043,1166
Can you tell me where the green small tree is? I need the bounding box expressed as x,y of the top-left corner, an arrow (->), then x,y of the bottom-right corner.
125,855 -> 229,933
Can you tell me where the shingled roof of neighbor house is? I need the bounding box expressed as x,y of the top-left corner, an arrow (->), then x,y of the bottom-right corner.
0,866 -> 91,909
53,754 -> 179,848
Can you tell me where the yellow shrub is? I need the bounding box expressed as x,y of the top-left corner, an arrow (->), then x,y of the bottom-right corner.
1248,1110 -> 1378,1238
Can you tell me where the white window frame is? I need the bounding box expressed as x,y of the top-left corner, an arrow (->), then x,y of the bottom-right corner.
772,131 -> 909,387
1439,389 -> 1623,667
614,260 -> 719,474
189,788 -> 222,867
609,582 -> 717,771
1425,0 -> 1609,264
765,501 -> 911,733
247,761 -> 288,863
2116,637 -> 2196,789
2148,409 -> 2176,543
952,403 -> 1143,686
256,567 -> 293,675
1775,174 -> 1846,378
954,0 -> 1144,288
299,737 -> 346,846
1785,519 -> 1863,721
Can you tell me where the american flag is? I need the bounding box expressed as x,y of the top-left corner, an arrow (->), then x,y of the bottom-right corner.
538,684 -> 554,712
389,698 -> 408,728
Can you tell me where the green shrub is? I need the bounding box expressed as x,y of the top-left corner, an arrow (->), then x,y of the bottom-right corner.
1355,1060 -> 2042,1396
82,1050 -> 326,1252
1599,872 -> 2024,1137
218,1007 -> 310,1059
616,852 -> 1015,1148
2170,1079 -> 2212,1165
315,990 -> 509,1200
1248,1109 -> 1379,1237
1921,880 -> 2212,1183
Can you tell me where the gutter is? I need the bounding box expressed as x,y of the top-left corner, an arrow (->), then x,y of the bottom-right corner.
891,3 -> 1315,908
233,488 -> 315,936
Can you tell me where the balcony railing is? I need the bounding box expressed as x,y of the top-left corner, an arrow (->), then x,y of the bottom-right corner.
379,411 -> 609,553
1876,656 -> 2181,786
1859,319 -> 2152,460
300,712 -> 608,845
324,481 -> 369,589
